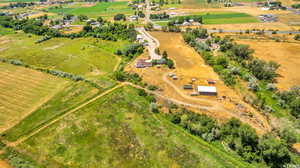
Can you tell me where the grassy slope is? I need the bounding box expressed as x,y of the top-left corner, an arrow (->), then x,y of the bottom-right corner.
0,33 -> 128,77
48,2 -> 133,18
2,79 -> 117,142
0,62 -> 68,133
15,86 -> 252,168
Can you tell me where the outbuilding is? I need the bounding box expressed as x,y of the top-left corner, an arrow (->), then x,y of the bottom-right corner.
197,86 -> 217,96
207,79 -> 217,85
183,84 -> 193,89
136,59 -> 152,68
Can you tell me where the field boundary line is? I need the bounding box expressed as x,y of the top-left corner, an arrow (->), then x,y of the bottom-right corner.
7,83 -> 125,147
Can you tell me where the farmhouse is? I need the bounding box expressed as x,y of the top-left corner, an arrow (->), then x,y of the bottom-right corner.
197,86 -> 217,96
136,59 -> 152,68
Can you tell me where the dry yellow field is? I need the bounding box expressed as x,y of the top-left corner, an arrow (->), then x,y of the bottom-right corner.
62,26 -> 84,34
0,160 -> 12,168
202,22 -> 295,31
0,63 -> 68,133
28,12 -> 55,19
162,6 -> 297,30
126,32 -> 270,134
237,39 -> 300,90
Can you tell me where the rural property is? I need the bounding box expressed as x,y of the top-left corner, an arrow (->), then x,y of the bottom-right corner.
0,0 -> 300,167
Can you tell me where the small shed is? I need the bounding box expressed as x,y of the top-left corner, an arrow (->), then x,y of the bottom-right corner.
197,86 -> 217,96
207,79 -> 217,85
183,84 -> 193,90
172,75 -> 178,80
191,92 -> 198,96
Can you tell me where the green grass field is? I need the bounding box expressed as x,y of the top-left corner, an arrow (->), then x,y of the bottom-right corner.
0,62 -> 68,133
201,12 -> 259,24
0,33 -> 128,77
0,0 -> 37,3
156,12 -> 258,25
4,86 -> 252,168
0,27 -> 14,35
182,0 -> 263,8
1,80 -> 111,142
48,2 -> 133,18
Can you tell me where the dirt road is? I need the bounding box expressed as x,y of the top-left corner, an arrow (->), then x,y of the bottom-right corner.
7,83 -> 126,147
127,31 -> 271,134
136,27 -> 161,60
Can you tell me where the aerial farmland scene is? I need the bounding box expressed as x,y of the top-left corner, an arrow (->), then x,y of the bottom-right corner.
0,0 -> 300,167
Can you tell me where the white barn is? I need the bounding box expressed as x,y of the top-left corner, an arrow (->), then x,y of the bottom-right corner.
197,86 -> 217,96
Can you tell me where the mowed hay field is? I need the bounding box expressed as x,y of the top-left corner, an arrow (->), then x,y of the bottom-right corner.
0,33 -> 126,77
237,40 -> 300,90
0,62 -> 68,133
2,81 -> 106,142
13,86 -> 251,168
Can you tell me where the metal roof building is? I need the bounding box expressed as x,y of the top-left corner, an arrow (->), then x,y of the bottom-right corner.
197,86 -> 217,96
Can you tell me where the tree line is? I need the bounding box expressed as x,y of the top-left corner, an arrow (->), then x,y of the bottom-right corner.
165,106 -> 296,168
0,15 -> 137,42
0,2 -> 35,9
182,27 -> 300,141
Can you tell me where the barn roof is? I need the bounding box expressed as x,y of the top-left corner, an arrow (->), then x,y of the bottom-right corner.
197,86 -> 217,93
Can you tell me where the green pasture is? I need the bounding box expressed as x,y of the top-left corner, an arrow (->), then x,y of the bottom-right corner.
0,0 -> 37,3
157,12 -> 258,25
0,33 -> 128,77
0,26 -> 14,35
48,2 -> 134,18
1,81 -> 113,142
11,86 -> 252,168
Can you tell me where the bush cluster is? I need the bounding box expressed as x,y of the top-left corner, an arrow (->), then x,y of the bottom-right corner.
166,108 -> 293,167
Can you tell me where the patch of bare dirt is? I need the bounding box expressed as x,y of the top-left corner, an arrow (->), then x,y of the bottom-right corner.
0,160 -> 12,168
44,43 -> 64,50
126,32 -> 271,134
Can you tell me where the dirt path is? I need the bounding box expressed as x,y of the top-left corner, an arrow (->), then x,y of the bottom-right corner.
113,56 -> 122,72
127,31 -> 271,134
136,27 -> 161,60
7,84 -> 125,147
